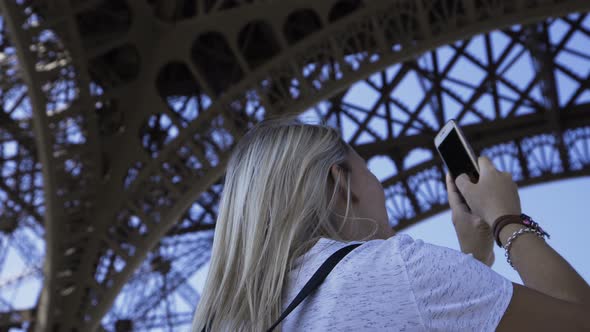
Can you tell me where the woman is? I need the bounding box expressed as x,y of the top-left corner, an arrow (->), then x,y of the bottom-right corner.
191,117 -> 590,331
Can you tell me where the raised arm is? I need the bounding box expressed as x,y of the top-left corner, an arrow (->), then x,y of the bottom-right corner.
455,157 -> 590,331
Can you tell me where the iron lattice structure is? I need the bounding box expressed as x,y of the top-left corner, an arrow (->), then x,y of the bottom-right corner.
0,0 -> 589,330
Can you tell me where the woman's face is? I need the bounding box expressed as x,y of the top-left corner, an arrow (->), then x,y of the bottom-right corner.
330,147 -> 394,240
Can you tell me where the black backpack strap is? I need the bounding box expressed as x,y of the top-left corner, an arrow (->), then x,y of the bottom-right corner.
266,243 -> 362,332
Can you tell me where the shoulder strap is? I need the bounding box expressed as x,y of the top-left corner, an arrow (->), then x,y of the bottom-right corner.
266,243 -> 362,332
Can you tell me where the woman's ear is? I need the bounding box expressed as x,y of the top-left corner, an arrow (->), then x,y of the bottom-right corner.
330,164 -> 359,204
329,165 -> 344,198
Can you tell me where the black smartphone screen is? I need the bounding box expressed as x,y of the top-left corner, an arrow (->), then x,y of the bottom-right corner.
438,129 -> 479,182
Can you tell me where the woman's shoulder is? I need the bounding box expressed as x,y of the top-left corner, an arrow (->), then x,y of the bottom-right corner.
283,236 -> 432,330
309,233 -> 430,269
287,234 -> 422,298
291,233 -> 467,282
315,233 -> 475,273
318,233 -> 423,257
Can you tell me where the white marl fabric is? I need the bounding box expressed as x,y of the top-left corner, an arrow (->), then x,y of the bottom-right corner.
281,234 -> 513,331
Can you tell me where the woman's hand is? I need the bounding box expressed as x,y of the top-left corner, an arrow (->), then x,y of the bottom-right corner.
455,156 -> 522,227
446,172 -> 494,267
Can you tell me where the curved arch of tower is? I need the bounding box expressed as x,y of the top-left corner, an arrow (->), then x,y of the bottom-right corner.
0,0 -> 589,330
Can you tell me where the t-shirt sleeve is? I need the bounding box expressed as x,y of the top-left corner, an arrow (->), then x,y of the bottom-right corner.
396,234 -> 513,332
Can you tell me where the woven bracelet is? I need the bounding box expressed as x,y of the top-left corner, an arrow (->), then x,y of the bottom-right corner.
503,227 -> 545,268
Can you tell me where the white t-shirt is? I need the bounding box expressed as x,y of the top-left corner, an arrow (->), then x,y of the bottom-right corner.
281,234 -> 513,331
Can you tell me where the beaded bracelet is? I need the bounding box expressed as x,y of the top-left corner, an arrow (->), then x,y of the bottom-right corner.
503,227 -> 545,268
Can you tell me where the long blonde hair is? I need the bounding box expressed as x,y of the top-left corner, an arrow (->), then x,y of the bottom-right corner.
191,117 -> 368,331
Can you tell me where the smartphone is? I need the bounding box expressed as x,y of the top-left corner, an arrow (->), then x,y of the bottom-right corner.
434,119 -> 480,182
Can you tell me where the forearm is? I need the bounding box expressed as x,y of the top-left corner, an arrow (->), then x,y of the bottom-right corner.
499,224 -> 590,305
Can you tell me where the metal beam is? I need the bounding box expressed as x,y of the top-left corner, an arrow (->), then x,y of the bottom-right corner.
0,3 -> 63,330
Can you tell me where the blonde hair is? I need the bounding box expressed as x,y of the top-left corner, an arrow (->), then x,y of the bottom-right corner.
191,117 -> 373,331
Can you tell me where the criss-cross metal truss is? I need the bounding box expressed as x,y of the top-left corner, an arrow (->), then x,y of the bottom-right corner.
1,0 -> 590,330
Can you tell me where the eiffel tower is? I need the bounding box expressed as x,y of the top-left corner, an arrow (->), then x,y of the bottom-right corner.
0,0 -> 589,331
